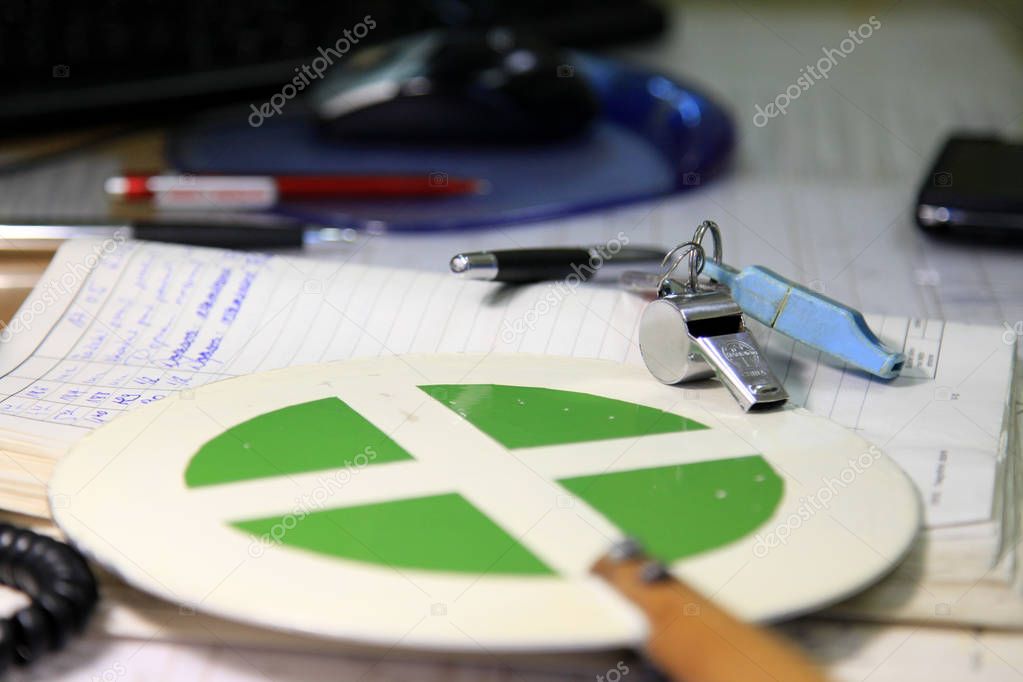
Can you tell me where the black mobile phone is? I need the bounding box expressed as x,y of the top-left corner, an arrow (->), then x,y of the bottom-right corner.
915,134 -> 1023,240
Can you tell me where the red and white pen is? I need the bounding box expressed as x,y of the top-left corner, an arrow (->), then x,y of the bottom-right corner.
105,172 -> 485,209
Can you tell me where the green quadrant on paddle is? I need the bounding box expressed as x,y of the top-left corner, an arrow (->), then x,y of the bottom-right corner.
230,457 -> 782,575
559,456 -> 784,562
232,492 -> 552,575
419,384 -> 706,448
196,386 -> 778,575
185,397 -> 412,487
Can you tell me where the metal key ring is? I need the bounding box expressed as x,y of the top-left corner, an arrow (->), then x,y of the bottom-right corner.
692,220 -> 722,264
659,241 -> 706,292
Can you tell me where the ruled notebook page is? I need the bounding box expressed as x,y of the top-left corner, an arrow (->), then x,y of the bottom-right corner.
0,239 -> 646,453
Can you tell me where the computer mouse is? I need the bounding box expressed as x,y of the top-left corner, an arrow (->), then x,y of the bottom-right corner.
308,28 -> 600,144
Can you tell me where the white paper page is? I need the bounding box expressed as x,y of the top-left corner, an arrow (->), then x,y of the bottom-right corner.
0,239 -> 645,451
754,316 -> 1015,529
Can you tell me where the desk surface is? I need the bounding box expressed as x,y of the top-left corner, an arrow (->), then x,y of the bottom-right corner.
1,2 -> 1022,680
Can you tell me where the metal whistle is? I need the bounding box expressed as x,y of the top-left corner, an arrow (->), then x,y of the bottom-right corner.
638,241 -> 788,411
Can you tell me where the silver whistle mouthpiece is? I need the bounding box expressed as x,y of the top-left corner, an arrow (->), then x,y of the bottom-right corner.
639,286 -> 788,411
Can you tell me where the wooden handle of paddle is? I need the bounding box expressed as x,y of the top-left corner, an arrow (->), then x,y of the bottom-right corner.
593,553 -> 828,682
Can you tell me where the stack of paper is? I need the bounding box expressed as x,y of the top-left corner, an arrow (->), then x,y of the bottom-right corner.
0,239 -> 1018,636
754,317 -> 1022,627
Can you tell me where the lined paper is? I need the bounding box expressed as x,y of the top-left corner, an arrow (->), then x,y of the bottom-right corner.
0,240 -> 645,450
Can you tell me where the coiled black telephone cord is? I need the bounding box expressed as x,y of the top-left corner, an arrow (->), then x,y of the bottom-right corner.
0,523 -> 98,673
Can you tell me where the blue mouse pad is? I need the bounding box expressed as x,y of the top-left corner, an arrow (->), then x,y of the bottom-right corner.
167,55 -> 734,232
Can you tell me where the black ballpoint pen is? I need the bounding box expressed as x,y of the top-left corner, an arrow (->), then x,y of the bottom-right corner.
0,216 -> 355,250
449,245 -> 666,284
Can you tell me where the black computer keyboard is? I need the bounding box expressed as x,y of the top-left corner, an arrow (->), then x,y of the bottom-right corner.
0,0 -> 665,135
